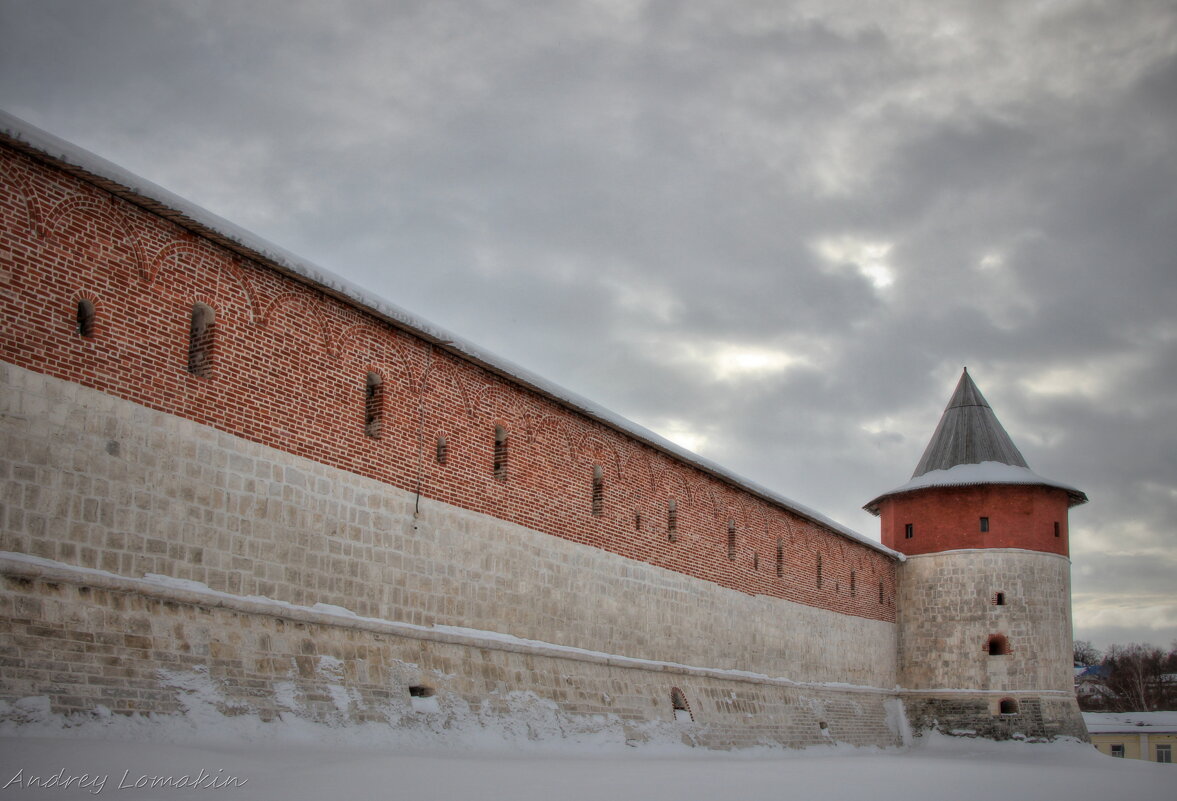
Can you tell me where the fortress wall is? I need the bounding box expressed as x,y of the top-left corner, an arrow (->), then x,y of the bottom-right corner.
0,142 -> 895,623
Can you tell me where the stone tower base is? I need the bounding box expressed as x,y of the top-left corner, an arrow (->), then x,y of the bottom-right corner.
903,693 -> 1088,741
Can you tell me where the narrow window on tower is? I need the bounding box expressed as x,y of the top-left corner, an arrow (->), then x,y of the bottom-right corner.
493,426 -> 508,479
76,299 -> 96,338
776,538 -> 784,578
187,303 -> 214,378
987,634 -> 1011,656
591,465 -> 604,516
1054,521 -> 1060,538
999,698 -> 1018,715
727,521 -> 736,560
879,580 -> 884,604
436,436 -> 448,465
980,516 -> 989,532
816,554 -> 823,588
364,372 -> 383,438
667,500 -> 678,542
634,511 -> 642,531
850,570 -> 857,597
994,592 -> 1006,606
904,523 -> 913,539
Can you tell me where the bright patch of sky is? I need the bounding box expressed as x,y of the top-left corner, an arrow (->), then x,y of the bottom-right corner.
708,345 -> 806,380
656,419 -> 709,454
1075,596 -> 1177,635
813,236 -> 895,290
1020,366 -> 1107,400
1019,353 -> 1148,403
660,340 -> 807,383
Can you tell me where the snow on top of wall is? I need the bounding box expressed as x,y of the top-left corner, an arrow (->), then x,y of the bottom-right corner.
1083,711 -> 1177,732
0,109 -> 894,558
866,462 -> 1084,512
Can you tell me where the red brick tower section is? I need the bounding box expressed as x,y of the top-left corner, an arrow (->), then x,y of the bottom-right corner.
876,483 -> 1072,557
865,369 -> 1089,741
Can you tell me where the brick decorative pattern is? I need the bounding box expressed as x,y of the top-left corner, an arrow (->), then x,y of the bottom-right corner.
0,142 -> 894,622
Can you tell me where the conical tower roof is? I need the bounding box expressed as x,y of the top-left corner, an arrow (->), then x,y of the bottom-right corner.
864,369 -> 1087,514
910,368 -> 1028,478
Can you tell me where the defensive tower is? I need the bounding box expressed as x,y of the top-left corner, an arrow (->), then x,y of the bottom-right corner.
866,369 -> 1089,739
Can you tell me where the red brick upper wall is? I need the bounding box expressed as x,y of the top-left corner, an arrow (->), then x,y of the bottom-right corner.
878,484 -> 1071,557
0,143 -> 896,622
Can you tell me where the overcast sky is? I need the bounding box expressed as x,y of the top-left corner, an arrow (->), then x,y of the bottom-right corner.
2,0 -> 1174,653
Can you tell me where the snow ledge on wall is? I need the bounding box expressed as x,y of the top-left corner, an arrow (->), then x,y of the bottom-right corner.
865,462 -> 1086,513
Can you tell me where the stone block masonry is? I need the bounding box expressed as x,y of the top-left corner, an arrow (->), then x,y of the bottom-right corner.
902,695 -> 1086,741
893,550 -> 1087,741
0,564 -> 903,750
896,551 -> 1075,693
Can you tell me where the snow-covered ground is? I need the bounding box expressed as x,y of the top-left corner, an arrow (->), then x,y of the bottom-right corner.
1,711 -> 1172,801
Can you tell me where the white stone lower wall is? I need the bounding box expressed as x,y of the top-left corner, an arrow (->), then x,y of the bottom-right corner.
1,363 -> 899,744
0,561 -> 905,749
